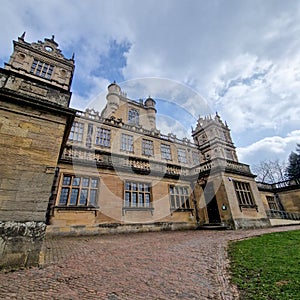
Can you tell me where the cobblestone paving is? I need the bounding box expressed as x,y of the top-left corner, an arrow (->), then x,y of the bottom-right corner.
1,225 -> 300,300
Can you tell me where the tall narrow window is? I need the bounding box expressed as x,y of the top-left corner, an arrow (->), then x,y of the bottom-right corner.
121,134 -> 134,152
30,58 -> 54,79
69,122 -> 84,142
86,123 -> 93,148
177,148 -> 187,163
58,175 -> 99,207
225,149 -> 234,160
233,181 -> 255,207
169,185 -> 190,210
124,181 -> 151,208
266,196 -> 279,210
142,139 -> 154,156
161,144 -> 172,160
128,109 -> 139,126
95,127 -> 111,147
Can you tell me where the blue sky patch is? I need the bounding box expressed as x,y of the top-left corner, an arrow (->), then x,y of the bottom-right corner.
92,39 -> 131,83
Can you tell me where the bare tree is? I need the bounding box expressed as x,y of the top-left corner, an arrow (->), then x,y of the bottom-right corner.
252,159 -> 287,183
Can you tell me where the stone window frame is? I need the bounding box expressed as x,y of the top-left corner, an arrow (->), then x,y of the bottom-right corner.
177,148 -> 187,163
95,127 -> 111,148
57,174 -> 99,207
266,195 -> 279,210
169,185 -> 191,211
233,180 -> 257,209
30,58 -> 54,79
69,121 -> 84,142
142,139 -> 154,156
123,181 -> 152,209
161,143 -> 172,160
121,133 -> 134,152
128,108 -> 139,126
225,149 -> 234,160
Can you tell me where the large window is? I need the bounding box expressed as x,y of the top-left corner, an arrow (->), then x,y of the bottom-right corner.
95,127 -> 111,147
124,181 -> 151,208
233,181 -> 255,207
169,185 -> 190,210
86,123 -> 93,148
161,144 -> 172,160
142,139 -> 154,156
121,134 -> 134,152
69,121 -> 84,142
58,175 -> 99,207
266,196 -> 279,210
128,109 -> 139,126
30,58 -> 54,79
177,148 -> 187,163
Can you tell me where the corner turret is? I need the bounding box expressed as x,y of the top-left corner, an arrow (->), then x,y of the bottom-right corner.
192,113 -> 238,161
145,96 -> 157,129
4,33 -> 75,94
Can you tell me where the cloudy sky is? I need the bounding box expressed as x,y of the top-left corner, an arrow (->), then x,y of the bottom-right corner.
1,0 -> 300,168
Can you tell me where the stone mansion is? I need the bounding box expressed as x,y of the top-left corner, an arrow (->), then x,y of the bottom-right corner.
1,34 -> 299,268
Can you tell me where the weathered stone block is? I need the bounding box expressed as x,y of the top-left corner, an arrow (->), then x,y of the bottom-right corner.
0,221 -> 46,269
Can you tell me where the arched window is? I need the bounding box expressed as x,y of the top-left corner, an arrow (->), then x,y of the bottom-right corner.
128,109 -> 139,126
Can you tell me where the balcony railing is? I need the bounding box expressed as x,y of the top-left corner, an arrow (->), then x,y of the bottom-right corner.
61,146 -> 190,178
257,178 -> 300,191
193,158 -> 251,175
266,209 -> 300,220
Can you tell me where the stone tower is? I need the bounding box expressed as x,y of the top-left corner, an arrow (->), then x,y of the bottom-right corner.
0,33 -> 76,268
192,113 -> 238,162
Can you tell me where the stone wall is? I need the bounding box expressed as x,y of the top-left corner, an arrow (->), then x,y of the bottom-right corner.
46,221 -> 195,237
0,69 -> 75,268
278,188 -> 300,212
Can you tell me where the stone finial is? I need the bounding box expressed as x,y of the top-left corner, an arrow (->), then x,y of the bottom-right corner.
20,32 -> 26,40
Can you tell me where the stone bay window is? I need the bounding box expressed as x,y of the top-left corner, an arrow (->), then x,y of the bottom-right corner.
57,175 -> 99,207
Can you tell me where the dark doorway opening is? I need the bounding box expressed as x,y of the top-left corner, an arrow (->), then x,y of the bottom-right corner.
206,196 -> 221,223
204,182 -> 221,224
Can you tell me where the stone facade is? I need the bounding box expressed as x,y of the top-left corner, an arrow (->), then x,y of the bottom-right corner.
47,81 -> 272,233
0,34 -> 76,268
1,34 -> 299,267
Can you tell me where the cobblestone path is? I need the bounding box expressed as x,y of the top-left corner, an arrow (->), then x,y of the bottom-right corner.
1,225 -> 299,300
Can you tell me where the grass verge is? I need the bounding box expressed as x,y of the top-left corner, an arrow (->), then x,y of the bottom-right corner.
228,230 -> 300,300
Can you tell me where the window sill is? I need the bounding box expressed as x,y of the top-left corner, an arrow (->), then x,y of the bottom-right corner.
122,207 -> 154,216
54,205 -> 99,211
170,208 -> 193,212
239,204 -> 258,212
120,150 -> 134,154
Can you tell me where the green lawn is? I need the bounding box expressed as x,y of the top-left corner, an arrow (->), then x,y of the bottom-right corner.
228,230 -> 300,300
